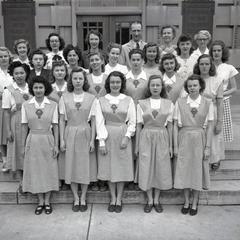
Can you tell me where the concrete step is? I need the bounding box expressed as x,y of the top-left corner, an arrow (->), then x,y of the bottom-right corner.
210,169 -> 240,180
225,150 -> 240,160
1,180 -> 240,205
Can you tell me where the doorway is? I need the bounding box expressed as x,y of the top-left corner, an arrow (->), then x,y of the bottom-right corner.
77,15 -> 141,51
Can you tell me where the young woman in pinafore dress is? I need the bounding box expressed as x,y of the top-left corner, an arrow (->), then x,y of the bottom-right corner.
87,52 -> 108,192
48,60 -> 68,186
0,47 -> 13,172
160,53 -> 187,104
59,68 -> 97,212
193,54 -> 224,170
22,76 -> 59,215
125,48 -> 148,189
174,74 -> 214,216
96,71 -> 136,213
135,75 -> 173,213
2,62 -> 30,187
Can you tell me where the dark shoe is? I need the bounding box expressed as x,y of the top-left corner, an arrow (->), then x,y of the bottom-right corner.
79,202 -> 88,212
35,205 -> 44,215
181,204 -> 190,215
45,204 -> 53,214
211,162 -> 220,170
154,203 -> 163,213
115,202 -> 122,213
189,207 -> 198,216
144,203 -> 153,213
72,202 -> 80,212
108,203 -> 115,212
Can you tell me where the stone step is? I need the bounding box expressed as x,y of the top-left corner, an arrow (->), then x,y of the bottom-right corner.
1,180 -> 240,205
210,169 -> 240,180
220,160 -> 240,169
225,150 -> 240,160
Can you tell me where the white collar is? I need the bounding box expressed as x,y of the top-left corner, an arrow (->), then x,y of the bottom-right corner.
52,82 -> 67,92
126,70 -> 147,80
194,48 -> 209,56
187,95 -> 201,105
29,96 -> 50,108
12,82 -> 28,91
163,73 -> 176,83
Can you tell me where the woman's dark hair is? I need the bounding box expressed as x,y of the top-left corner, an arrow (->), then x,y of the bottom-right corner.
145,75 -> 168,98
88,52 -> 105,73
63,44 -> 82,65
51,60 -> 69,83
67,67 -> 89,92
85,30 -> 103,50
8,61 -> 30,81
13,39 -> 30,55
45,33 -> 65,51
129,48 -> 144,59
160,25 -> 176,39
143,42 -> 160,64
107,42 -> 122,54
176,34 -> 194,56
29,49 -> 48,68
28,76 -> 53,96
105,71 -> 126,94
159,53 -> 180,73
184,74 -> 206,94
193,54 -> 216,76
209,40 -> 229,63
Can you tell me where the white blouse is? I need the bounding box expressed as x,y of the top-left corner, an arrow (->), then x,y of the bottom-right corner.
216,63 -> 238,93
176,55 -> 197,80
59,92 -> 97,121
2,82 -> 29,109
21,97 -> 58,124
126,70 -> 148,81
96,93 -> 136,146
91,73 -> 105,84
0,69 -> 13,92
173,95 -> 214,127
163,73 -> 176,85
52,81 -> 67,92
137,98 -> 174,125
104,63 -> 128,76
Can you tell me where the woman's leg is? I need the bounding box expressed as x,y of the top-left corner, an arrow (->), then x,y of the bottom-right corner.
44,191 -> 51,205
183,188 -> 191,207
153,188 -> 160,205
116,182 -> 125,206
192,190 -> 200,210
146,188 -> 153,205
80,184 -> 88,205
144,188 -> 153,213
38,193 -> 44,206
71,182 -> 79,205
108,181 -> 116,205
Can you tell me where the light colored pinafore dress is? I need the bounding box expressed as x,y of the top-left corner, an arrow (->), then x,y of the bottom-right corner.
98,95 -> 134,182
138,98 -> 173,191
22,99 -> 59,193
174,97 -> 212,191
62,92 -> 97,185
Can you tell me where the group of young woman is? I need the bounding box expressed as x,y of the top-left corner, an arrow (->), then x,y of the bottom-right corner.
0,26 -> 238,216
